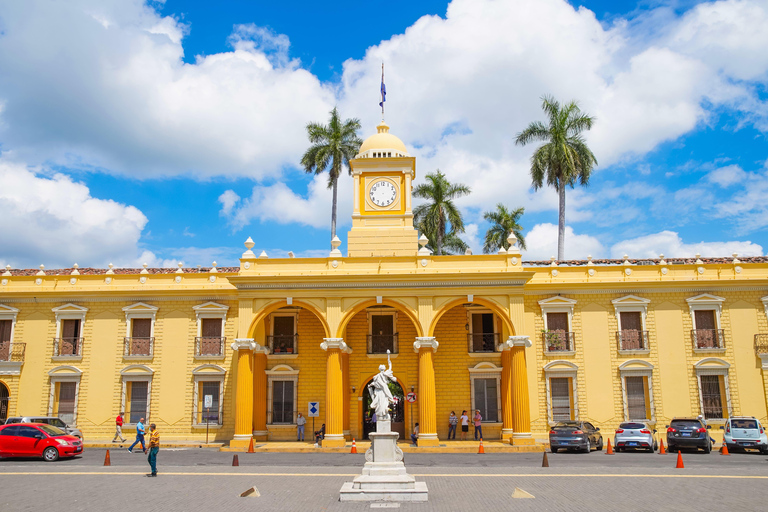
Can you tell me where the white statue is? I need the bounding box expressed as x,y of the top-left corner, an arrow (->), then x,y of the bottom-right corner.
369,350 -> 396,421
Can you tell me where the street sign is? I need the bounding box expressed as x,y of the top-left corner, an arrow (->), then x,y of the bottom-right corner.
405,392 -> 417,403
204,395 -> 213,409
308,401 -> 320,417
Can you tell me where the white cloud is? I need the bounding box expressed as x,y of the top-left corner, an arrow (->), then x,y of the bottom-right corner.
521,223 -> 605,260
707,164 -> 748,187
609,230 -> 763,259
0,160 -> 153,268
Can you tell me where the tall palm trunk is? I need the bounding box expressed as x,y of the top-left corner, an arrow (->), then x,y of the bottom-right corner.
557,183 -> 566,261
331,176 -> 338,242
436,214 -> 445,256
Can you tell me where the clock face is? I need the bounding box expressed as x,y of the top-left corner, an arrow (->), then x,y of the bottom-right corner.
369,180 -> 397,207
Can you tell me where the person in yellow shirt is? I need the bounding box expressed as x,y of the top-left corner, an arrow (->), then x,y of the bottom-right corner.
146,423 -> 159,477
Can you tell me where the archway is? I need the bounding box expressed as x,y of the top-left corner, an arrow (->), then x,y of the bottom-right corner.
0,382 -> 9,423
361,377 -> 405,440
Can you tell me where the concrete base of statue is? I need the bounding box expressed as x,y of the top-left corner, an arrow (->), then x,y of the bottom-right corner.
339,419 -> 428,502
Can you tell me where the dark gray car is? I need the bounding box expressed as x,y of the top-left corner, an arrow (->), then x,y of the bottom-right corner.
549,421 -> 603,453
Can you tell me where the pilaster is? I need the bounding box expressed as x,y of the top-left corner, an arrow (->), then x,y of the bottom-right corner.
413,337 -> 439,447
505,336 -> 535,445
231,338 -> 255,448
321,338 -> 347,447
252,343 -> 269,440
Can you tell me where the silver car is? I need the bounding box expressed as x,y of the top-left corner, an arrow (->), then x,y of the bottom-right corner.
4,416 -> 84,439
614,421 -> 657,452
721,416 -> 768,454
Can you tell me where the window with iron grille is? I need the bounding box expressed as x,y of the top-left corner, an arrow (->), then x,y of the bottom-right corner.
625,376 -> 648,420
0,320 -> 11,361
469,312 -> 497,352
271,315 -> 297,353
700,375 -> 725,419
56,382 -> 77,425
199,381 -> 221,424
550,377 -> 572,421
128,381 -> 148,424
473,378 -> 498,422
272,380 -> 294,424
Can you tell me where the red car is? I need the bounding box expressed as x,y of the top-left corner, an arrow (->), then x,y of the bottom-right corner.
0,422 -> 83,461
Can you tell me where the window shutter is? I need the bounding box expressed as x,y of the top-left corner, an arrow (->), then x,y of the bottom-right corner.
0,320 -> 11,342
57,382 -> 77,424
700,375 -> 723,419
273,316 -> 295,337
547,313 -> 568,332
129,381 -> 148,424
132,318 -> 151,338
625,376 -> 647,420
620,312 -> 642,331
62,319 -> 80,338
694,310 -> 716,330
484,379 -> 498,422
202,318 -> 222,338
550,377 -> 571,421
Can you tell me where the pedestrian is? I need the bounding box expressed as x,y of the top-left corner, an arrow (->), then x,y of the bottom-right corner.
128,417 -> 146,453
146,423 -> 159,477
460,410 -> 469,441
474,409 -> 483,440
314,423 -> 326,446
411,422 -> 419,446
448,411 -> 458,440
112,411 -> 127,443
297,412 -> 306,441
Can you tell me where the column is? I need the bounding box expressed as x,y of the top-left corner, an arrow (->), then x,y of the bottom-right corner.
508,336 -> 535,445
321,338 -> 347,447
252,344 -> 269,441
499,344 -> 514,441
231,339 -> 255,448
413,337 -> 439,447
341,347 -> 352,438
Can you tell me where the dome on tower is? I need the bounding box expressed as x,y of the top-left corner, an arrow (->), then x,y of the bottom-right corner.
357,122 -> 410,158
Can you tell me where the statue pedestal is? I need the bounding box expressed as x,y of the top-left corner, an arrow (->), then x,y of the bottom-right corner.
339,420 -> 428,502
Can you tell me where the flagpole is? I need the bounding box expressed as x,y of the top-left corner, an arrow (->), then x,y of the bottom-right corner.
380,62 -> 385,122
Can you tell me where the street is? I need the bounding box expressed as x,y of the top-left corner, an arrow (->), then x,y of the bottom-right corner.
2,448 -> 768,511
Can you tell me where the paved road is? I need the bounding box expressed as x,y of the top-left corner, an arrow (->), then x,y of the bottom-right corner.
3,449 -> 768,511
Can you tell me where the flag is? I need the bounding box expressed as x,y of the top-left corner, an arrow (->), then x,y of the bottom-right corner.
379,64 -> 386,108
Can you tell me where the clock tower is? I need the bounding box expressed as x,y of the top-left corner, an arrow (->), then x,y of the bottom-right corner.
347,121 -> 418,257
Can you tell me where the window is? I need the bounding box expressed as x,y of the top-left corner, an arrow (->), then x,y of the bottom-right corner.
700,375 -> 727,420
618,312 -> 646,351
687,294 -> 725,350
467,310 -> 498,353
52,304 -> 88,358
269,312 -> 298,354
127,381 -> 149,424
550,377 -> 573,421
473,378 -> 498,422
539,296 -> 577,354
198,381 -> 221,424
193,302 -> 229,358
368,309 -> 397,354
625,376 -> 650,421
199,318 -> 224,355
271,381 -> 294,424
0,320 -> 11,361
55,382 -> 77,425
192,364 -> 226,426
122,303 -> 158,358
59,319 -> 82,356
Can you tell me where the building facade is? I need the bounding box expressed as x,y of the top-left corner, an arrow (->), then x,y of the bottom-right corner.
2,123 -> 768,446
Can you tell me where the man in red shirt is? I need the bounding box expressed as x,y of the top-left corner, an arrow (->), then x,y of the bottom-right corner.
112,411 -> 127,443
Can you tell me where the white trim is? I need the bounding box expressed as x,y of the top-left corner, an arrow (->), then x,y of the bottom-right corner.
52,304 -> 88,349
192,365 -> 226,427
193,302 -> 228,341
120,364 -> 155,375
468,363 -> 502,423
612,295 -> 650,331
618,361 -> 655,422
265,364 -> 299,426
120,367 -> 153,425
0,305 -> 20,367
686,294 -> 725,328
544,360 -> 578,425
47,367 -> 82,426
761,296 -> 768,323
694,367 -> 732,421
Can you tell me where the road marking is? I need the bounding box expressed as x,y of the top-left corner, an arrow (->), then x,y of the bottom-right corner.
1,471 -> 768,479
512,487 -> 535,499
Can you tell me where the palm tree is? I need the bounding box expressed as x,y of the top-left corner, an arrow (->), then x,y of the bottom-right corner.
301,107 -> 363,241
482,203 -> 526,253
515,96 -> 597,261
419,224 -> 469,255
413,170 -> 471,255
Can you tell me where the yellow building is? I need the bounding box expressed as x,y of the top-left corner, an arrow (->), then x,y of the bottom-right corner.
1,122 -> 768,448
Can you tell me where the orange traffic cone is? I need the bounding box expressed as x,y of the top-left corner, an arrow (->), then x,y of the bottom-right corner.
351,439 -> 358,454
605,439 -> 614,455
478,438 -> 485,454
675,451 -> 684,468
247,438 -> 255,453
103,449 -> 111,466
721,443 -> 730,455
659,439 -> 666,455
232,454 -> 239,467
542,451 -> 549,467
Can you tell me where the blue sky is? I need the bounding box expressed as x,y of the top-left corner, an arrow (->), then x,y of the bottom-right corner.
0,0 -> 767,269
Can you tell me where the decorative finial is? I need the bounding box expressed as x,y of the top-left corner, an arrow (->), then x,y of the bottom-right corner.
587,255 -> 593,266
623,254 -> 631,266
418,234 -> 431,256
659,254 -> 667,265
732,253 -> 740,264
330,236 -> 342,257
258,250 -> 268,259
2,265 -> 11,277
464,248 -> 473,255
242,237 -> 256,258
106,263 -> 114,274
550,256 -> 557,267
37,264 -> 46,276
498,246 -> 507,254
695,253 -> 703,264
176,262 -> 184,273
288,251 -> 295,258
141,263 -> 149,274
71,264 -> 80,275
507,232 -> 518,249
210,261 -> 218,273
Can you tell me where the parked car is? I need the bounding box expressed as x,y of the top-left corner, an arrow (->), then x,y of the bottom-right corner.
549,421 -> 603,453
666,417 -> 712,453
0,423 -> 83,461
721,416 -> 768,454
614,422 -> 657,452
3,416 -> 83,439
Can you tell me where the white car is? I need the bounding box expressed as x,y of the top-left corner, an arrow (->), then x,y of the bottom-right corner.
721,416 -> 768,454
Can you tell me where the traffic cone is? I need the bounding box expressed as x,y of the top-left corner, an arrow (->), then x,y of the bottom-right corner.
350,439 -> 358,454
721,443 -> 730,455
232,454 -> 239,467
103,449 -> 111,466
247,438 -> 254,453
659,439 -> 666,455
675,451 -> 684,468
478,438 -> 485,454
542,451 -> 549,467
605,439 -> 614,455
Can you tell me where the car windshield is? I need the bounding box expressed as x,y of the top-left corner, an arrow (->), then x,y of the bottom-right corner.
47,418 -> 67,428
37,424 -> 66,436
731,419 -> 758,429
619,423 -> 646,429
671,420 -> 702,429
553,422 -> 580,430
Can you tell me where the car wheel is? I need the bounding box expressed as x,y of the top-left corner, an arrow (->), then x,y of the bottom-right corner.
551,447 -> 558,454
652,442 -> 658,452
43,447 -> 60,462
584,438 -> 591,453
596,437 -> 603,451
703,442 -> 711,454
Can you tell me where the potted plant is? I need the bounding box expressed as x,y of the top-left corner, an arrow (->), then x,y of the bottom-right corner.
543,329 -> 566,351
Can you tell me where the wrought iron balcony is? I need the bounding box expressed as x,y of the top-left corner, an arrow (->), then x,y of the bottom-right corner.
467,332 -> 499,353
0,341 -> 25,362
53,337 -> 83,357
691,329 -> 725,350
124,337 -> 154,357
368,334 -> 398,354
542,331 -> 575,353
754,334 -> 768,355
616,330 -> 650,351
195,336 -> 226,357
268,334 -> 298,354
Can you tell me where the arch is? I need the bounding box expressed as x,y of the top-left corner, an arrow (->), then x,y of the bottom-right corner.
358,371 -> 408,440
48,365 -> 83,376
249,300 -> 331,339
192,364 -> 226,375
694,357 -> 730,369
543,360 -> 579,372
120,364 -> 155,375
265,364 -> 300,376
337,298 -> 423,338
428,297 -> 514,337
618,359 -> 655,371
468,361 -> 502,373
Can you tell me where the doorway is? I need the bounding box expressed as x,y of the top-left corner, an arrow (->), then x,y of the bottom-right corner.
362,377 -> 405,440
0,382 -> 9,424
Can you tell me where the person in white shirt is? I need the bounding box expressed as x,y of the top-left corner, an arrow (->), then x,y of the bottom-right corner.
460,410 -> 469,441
296,412 -> 306,441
